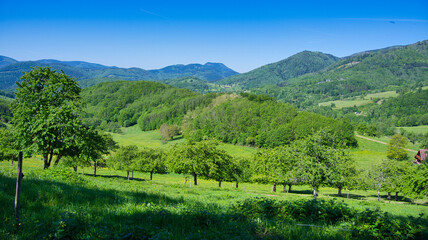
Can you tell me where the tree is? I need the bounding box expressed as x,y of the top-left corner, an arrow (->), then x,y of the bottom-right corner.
133,148 -> 167,180
251,148 -> 283,192
168,140 -> 222,186
159,124 -> 180,141
328,150 -> 357,196
387,134 -> 409,161
11,67 -> 82,169
294,130 -> 344,199
107,145 -> 139,180
366,159 -> 395,201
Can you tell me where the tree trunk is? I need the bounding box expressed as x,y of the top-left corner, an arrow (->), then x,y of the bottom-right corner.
184,177 -> 187,185
313,187 -> 318,199
150,171 -> 153,180
43,153 -> 50,169
347,192 -> 350,199
236,181 -> 239,188
272,182 -> 277,192
127,171 -> 130,181
193,174 -> 198,186
218,179 -> 222,187
283,184 -> 287,193
11,160 -> 14,167
73,166 -> 77,172
387,192 -> 391,200
94,161 -> 97,176
288,184 -> 292,193
54,153 -> 63,166
395,192 -> 398,201
377,189 -> 380,201
338,186 -> 342,196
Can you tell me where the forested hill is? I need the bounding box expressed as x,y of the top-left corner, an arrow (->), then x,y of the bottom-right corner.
217,51 -> 339,90
81,80 -> 357,148
81,81 -> 218,132
251,40 -> 428,108
0,59 -> 238,90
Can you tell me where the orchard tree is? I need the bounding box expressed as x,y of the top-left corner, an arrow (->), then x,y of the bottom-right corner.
387,134 -> 409,161
366,159 -> 395,201
251,148 -> 283,192
107,145 -> 139,180
159,123 -> 180,141
168,140 -> 221,186
134,148 -> 167,180
328,150 -> 357,196
295,130 -> 344,199
205,148 -> 233,187
11,67 -> 82,169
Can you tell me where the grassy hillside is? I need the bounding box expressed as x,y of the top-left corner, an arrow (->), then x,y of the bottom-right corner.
1,157 -> 426,239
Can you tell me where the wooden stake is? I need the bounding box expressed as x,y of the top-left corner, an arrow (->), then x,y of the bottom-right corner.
14,151 -> 23,230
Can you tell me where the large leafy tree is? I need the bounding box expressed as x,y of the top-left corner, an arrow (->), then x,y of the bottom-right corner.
11,67 -> 82,169
387,134 -> 409,161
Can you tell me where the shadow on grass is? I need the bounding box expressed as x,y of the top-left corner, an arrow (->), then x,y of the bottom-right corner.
81,172 -> 147,182
0,174 -> 267,239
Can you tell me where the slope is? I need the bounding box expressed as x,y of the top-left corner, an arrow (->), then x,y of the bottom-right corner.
217,51 -> 339,90
252,40 -> 428,108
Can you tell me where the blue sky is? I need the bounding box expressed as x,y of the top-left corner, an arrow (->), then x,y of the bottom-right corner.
1,0 -> 427,73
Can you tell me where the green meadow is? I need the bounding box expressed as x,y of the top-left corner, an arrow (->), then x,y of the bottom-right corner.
400,125 -> 428,135
318,90 -> 399,109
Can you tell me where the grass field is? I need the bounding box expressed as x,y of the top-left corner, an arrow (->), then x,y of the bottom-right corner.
1,158 -> 427,239
400,125 -> 428,135
318,90 -> 399,109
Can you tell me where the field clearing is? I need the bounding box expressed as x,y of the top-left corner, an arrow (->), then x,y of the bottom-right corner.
318,90 -> 399,109
400,125 -> 428,135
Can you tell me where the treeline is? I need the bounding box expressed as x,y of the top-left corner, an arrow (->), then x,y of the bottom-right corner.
309,89 -> 428,137
0,98 -> 12,126
183,93 -> 357,148
103,132 -> 427,201
81,81 -> 218,132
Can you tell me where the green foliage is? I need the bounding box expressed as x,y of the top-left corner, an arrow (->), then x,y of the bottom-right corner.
81,81 -> 217,132
233,197 -> 423,239
107,145 -> 139,173
11,67 -> 83,168
133,148 -> 167,179
159,123 -> 180,141
0,128 -> 18,161
387,134 -> 409,160
184,95 -> 357,148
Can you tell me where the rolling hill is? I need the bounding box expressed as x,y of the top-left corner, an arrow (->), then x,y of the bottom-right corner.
250,40 -> 428,108
217,51 -> 339,90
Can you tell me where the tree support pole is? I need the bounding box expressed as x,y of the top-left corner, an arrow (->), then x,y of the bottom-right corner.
14,152 -> 23,230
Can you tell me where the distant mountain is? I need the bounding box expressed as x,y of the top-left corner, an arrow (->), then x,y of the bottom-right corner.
36,59 -> 115,70
0,56 -> 18,68
0,58 -> 238,90
217,51 -> 339,90
251,40 -> 428,109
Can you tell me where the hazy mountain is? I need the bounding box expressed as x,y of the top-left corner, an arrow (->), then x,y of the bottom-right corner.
0,59 -> 238,90
217,51 -> 339,90
0,56 -> 18,68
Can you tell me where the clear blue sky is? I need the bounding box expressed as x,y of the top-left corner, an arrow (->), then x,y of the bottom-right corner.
1,0 -> 427,73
